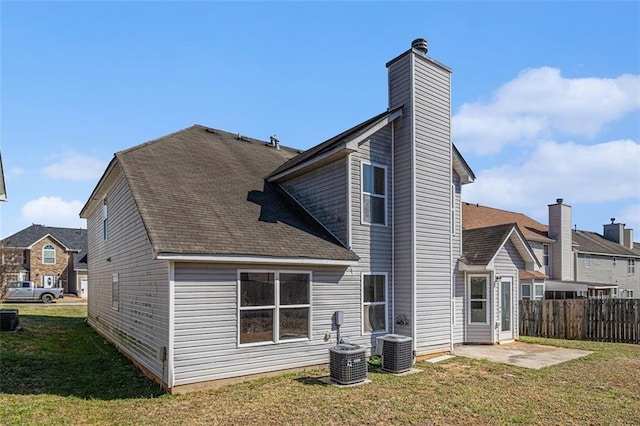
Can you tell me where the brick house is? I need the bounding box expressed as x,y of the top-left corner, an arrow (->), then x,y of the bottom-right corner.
2,224 -> 88,296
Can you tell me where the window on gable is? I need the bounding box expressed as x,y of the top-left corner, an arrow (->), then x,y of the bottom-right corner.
542,244 -> 549,267
628,259 -> 636,275
239,271 -> 311,345
361,163 -> 386,226
363,274 -> 387,333
42,245 -> 56,264
103,200 -> 108,240
469,276 -> 488,324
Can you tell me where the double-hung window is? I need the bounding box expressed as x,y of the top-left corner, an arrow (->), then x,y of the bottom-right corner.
361,162 -> 386,225
42,245 -> 56,264
542,244 -> 549,267
102,200 -> 108,240
469,276 -> 488,324
628,259 -> 636,274
239,271 -> 311,345
362,274 -> 387,333
521,283 -> 531,300
534,283 -> 545,300
584,255 -> 591,268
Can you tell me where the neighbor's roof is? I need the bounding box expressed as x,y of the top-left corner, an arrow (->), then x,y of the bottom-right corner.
0,152 -> 6,201
2,225 -> 87,269
107,125 -> 358,262
572,230 -> 640,258
462,202 -> 553,243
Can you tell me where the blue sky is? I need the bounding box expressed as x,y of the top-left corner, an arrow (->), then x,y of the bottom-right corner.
1,1 -> 639,239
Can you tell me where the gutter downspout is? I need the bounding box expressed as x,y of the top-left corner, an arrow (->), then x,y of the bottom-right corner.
391,124 -> 395,334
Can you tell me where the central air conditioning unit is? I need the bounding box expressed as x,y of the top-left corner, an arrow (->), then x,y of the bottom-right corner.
329,343 -> 367,385
380,334 -> 413,373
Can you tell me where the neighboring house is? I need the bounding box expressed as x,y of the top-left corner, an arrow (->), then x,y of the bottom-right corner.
462,199 -> 640,299
2,225 -> 88,296
80,38 -> 540,394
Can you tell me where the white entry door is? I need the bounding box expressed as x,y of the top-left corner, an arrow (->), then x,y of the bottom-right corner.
42,275 -> 57,288
80,278 -> 88,298
499,277 -> 514,341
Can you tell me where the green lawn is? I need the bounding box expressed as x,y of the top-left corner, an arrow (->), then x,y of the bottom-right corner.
1,305 -> 639,425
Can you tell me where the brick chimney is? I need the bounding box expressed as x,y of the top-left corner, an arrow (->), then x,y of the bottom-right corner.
548,198 -> 572,281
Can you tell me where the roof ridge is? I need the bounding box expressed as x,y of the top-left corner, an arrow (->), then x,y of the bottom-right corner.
116,125 -> 202,156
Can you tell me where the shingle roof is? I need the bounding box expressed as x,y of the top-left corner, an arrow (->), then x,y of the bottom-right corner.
461,223 -> 518,266
268,108 -> 400,179
572,230 -> 639,257
115,125 -> 358,262
462,202 -> 553,243
2,225 -> 88,269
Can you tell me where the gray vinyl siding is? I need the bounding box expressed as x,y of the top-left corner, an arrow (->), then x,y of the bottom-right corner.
172,263 -> 369,385
493,240 -> 523,342
280,158 -> 348,246
86,169 -> 170,382
350,126 -> 393,336
413,54 -> 454,353
529,241 -> 551,278
452,172 -> 464,343
576,253 -> 640,294
388,52 -> 414,339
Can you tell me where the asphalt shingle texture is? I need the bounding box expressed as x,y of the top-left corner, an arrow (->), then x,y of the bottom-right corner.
461,223 -> 516,266
116,125 -> 358,261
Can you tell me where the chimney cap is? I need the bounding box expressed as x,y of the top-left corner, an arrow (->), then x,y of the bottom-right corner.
610,218 -> 616,224
556,198 -> 564,204
411,38 -> 428,54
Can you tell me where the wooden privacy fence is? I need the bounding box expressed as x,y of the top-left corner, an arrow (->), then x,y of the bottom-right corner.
519,299 -> 640,344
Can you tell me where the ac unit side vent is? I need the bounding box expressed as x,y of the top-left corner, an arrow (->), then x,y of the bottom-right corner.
329,343 -> 367,385
381,334 -> 413,373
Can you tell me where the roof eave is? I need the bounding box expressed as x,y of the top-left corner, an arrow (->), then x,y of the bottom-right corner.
80,157 -> 120,218
452,144 -> 475,185
155,253 -> 359,266
268,108 -> 403,183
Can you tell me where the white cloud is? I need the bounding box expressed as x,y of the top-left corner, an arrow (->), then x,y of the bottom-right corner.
8,167 -> 26,177
43,154 -> 106,181
464,139 -> 640,214
21,196 -> 85,228
453,67 -> 640,154
618,204 -> 640,236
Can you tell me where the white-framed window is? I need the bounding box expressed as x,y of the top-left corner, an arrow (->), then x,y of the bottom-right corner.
542,244 -> 549,267
584,255 -> 591,268
468,275 -> 489,324
238,271 -> 311,346
612,287 -> 618,298
362,273 -> 387,333
613,257 -> 617,267
451,183 -> 456,235
42,245 -> 56,264
627,290 -> 635,298
534,283 -> 545,300
628,259 -> 636,274
521,283 -> 531,300
111,273 -> 119,310
361,162 -> 387,226
102,200 -> 108,240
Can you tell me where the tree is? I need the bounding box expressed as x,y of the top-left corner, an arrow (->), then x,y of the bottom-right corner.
0,241 -> 23,301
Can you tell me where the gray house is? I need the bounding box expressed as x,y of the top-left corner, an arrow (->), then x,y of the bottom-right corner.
463,200 -> 639,299
80,39 -> 537,393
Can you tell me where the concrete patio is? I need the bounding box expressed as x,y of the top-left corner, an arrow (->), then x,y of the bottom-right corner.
453,341 -> 593,369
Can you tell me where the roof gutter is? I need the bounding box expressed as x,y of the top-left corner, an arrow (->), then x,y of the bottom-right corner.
155,253 -> 359,266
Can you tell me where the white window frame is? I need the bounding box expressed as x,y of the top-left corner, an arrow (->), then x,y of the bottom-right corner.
534,283 -> 545,300
360,161 -> 387,226
521,283 -> 532,300
584,255 -> 591,268
542,244 -> 549,267
627,290 -> 634,299
111,273 -> 119,310
237,270 -> 312,347
468,274 -> 489,325
103,199 -> 109,241
42,244 -> 56,265
613,257 -> 616,267
628,259 -> 636,275
361,272 -> 388,334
